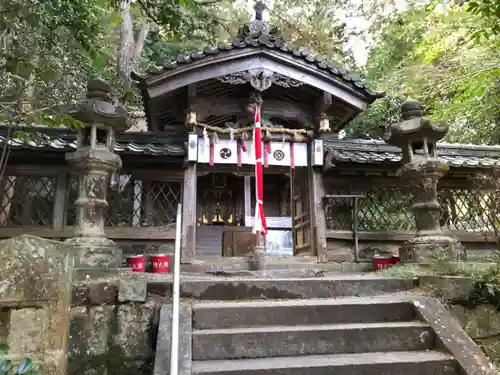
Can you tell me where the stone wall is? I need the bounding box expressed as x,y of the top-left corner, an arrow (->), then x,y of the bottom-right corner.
449,304 -> 500,364
69,274 -> 167,375
116,241 -> 175,258
327,238 -> 496,262
0,235 -> 74,374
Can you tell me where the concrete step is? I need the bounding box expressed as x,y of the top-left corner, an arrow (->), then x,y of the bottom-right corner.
192,351 -> 457,375
192,298 -> 416,329
192,321 -> 434,360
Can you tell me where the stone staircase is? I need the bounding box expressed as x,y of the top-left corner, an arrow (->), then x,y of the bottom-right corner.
189,297 -> 457,375
154,277 -> 498,375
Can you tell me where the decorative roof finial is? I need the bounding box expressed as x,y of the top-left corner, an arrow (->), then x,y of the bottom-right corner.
254,1 -> 266,21
237,0 -> 275,38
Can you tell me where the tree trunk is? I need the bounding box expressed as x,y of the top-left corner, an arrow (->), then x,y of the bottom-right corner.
118,0 -> 150,101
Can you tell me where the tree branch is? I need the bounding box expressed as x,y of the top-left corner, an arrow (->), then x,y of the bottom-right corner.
135,0 -> 161,25
194,0 -> 223,4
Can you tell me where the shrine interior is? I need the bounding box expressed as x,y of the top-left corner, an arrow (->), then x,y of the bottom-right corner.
195,171 -> 292,256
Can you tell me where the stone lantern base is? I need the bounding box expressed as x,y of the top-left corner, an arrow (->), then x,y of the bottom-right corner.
399,234 -> 465,264
65,236 -> 122,268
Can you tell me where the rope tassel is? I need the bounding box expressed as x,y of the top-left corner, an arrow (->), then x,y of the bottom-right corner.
209,132 -> 218,166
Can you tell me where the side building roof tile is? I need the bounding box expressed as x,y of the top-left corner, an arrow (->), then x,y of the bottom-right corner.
1,127 -> 499,169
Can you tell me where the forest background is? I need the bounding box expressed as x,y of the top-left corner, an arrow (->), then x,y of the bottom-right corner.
0,0 -> 498,144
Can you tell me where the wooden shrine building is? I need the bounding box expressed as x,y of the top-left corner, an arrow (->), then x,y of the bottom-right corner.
0,3 -> 499,266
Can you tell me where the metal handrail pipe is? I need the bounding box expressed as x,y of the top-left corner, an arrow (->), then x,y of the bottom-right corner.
170,203 -> 182,375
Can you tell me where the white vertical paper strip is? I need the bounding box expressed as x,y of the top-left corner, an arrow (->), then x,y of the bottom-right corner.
312,139 -> 324,166
197,141 -> 210,163
187,133 -> 198,162
293,143 -> 308,167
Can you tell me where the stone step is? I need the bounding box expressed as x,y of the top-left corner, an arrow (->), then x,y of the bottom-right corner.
183,256 -> 371,273
192,351 -> 457,375
177,275 -> 415,300
192,297 -> 416,329
192,321 -> 434,360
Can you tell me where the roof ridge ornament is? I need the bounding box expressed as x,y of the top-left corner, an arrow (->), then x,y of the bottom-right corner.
254,1 -> 266,21
237,0 -> 280,40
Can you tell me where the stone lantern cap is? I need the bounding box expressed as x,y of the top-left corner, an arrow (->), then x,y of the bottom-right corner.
385,99 -> 449,149
67,79 -> 128,133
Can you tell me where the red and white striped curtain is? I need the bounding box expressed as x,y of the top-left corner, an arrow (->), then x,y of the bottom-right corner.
252,104 -> 268,235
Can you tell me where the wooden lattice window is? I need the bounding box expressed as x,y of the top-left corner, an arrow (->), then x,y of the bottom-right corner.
325,186 -> 414,231
325,184 -> 497,233
358,187 -> 415,231
146,181 -> 182,226
0,175 -> 56,227
66,175 -> 182,227
439,188 -> 495,232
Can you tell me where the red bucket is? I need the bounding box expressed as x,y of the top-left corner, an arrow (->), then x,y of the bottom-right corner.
372,255 -> 394,271
151,254 -> 171,274
127,255 -> 147,272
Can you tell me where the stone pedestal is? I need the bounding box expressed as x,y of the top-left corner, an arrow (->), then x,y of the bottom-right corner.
67,235 -> 122,268
399,235 -> 464,263
398,159 -> 464,263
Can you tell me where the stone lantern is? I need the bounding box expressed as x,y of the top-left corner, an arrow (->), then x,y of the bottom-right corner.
385,99 -> 462,263
65,79 -> 128,268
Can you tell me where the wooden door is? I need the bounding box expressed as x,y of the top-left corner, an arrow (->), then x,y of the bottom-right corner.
291,168 -> 313,255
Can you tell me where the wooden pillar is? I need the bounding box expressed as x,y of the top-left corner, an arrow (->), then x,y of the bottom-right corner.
143,181 -> 154,226
53,173 -> 68,231
181,82 -> 198,263
181,163 -> 197,263
309,166 -> 328,263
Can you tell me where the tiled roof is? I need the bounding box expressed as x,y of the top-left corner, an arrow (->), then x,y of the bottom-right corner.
131,21 -> 383,102
2,126 -> 499,168
325,138 -> 500,168
0,126 -> 185,157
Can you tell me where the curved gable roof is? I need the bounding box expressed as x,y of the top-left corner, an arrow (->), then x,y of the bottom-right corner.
132,4 -> 383,110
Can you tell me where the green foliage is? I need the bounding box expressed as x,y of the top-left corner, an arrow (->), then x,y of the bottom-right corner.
0,0 -> 114,126
465,0 -> 500,37
270,0 -> 355,66
347,95 -> 404,138
140,1 -> 252,65
0,345 -> 40,375
347,2 -> 500,144
141,27 -> 212,66
116,0 -> 224,36
0,0 -> 227,126
477,261 -> 500,299
378,245 -> 465,278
